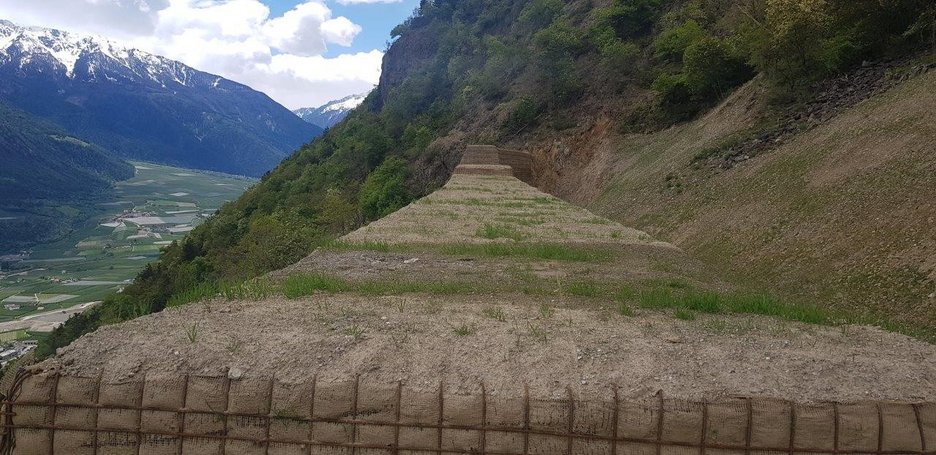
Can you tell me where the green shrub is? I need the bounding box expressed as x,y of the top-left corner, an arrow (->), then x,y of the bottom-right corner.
359,157 -> 412,221
651,72 -> 691,105
654,19 -> 705,60
504,97 -> 542,132
683,38 -> 753,99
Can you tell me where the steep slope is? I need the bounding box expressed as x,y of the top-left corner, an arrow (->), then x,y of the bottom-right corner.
581,70 -> 936,331
294,92 -> 368,130
0,101 -> 134,252
38,0 -> 936,357
0,20 -> 322,177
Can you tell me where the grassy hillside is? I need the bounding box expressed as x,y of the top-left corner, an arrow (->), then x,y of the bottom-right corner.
40,0 -> 936,356
586,70 -> 936,333
0,101 -> 134,253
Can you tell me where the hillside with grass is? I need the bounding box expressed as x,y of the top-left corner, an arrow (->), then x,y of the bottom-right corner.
40,0 -> 936,356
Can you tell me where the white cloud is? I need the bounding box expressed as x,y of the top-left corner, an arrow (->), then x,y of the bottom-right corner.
0,0 -> 382,109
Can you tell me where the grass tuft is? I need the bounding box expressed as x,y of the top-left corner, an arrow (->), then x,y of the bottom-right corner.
476,223 -> 527,241
565,281 -> 601,297
451,323 -> 477,336
482,307 -> 507,321
674,309 -> 696,321
283,273 -> 345,298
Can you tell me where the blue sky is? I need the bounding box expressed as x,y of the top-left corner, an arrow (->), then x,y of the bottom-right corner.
270,0 -> 419,56
0,0 -> 422,108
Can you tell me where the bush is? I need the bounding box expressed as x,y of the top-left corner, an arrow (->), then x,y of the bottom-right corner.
651,72 -> 691,105
504,96 -> 542,133
683,38 -> 753,99
359,157 -> 412,221
599,40 -> 640,74
654,19 -> 705,61
596,0 -> 663,40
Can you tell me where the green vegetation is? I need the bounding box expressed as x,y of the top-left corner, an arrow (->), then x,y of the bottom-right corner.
674,308 -> 696,321
282,273 -> 472,299
477,223 -> 527,241
41,0 -> 936,357
184,322 -> 199,344
565,281 -> 600,298
451,323 -> 477,337
482,307 -> 507,322
323,241 -> 613,263
440,243 -> 612,262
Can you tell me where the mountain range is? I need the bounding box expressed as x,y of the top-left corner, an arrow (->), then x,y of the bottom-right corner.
293,92 -> 368,130
0,20 -> 321,177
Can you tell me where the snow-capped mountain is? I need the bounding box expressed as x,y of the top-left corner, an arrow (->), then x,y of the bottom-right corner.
294,92 -> 369,130
0,20 -> 322,177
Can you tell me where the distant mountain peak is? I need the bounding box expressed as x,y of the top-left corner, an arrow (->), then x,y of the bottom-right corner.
294,92 -> 369,129
0,20 -> 322,177
0,20 -> 224,89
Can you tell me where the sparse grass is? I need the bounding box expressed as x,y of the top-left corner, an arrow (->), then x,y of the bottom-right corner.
441,243 -> 612,262
477,223 -> 526,241
284,273 -> 477,298
527,323 -> 548,342
637,285 -> 835,326
451,323 -> 477,336
682,291 -> 722,314
702,319 -> 756,335
674,309 -> 696,321
565,281 -> 600,298
184,322 -> 199,343
539,302 -> 555,318
322,240 -> 394,253
321,241 -> 614,263
616,302 -> 635,317
482,307 -> 507,321
226,336 -> 242,354
585,217 -> 611,225
283,273 -> 345,297
344,325 -> 366,340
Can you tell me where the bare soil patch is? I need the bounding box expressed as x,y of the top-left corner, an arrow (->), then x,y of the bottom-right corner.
42,292 -> 936,403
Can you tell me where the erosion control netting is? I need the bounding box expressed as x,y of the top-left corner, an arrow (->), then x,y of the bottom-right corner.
0,371 -> 933,455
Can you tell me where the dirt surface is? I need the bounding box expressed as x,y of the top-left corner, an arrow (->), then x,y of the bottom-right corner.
42,292 -> 936,403
342,174 -> 666,247
41,170 -> 936,405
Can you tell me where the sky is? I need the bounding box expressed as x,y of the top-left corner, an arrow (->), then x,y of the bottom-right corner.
0,0 -> 420,109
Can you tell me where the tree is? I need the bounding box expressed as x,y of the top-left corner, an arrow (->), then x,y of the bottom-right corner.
758,0 -> 831,86
359,157 -> 412,221
683,38 -> 753,99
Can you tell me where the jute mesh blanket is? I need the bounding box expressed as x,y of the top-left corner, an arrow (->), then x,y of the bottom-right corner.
1,372 -> 933,454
